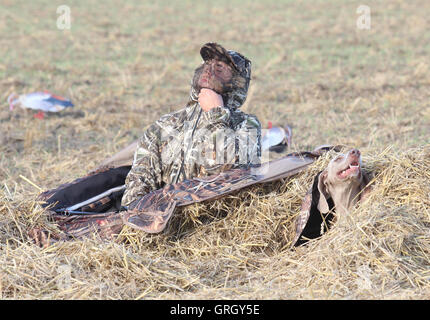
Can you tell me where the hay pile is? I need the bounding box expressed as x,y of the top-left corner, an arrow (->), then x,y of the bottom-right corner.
0,145 -> 429,299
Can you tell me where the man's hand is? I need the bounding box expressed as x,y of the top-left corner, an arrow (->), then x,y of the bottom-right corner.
198,88 -> 224,112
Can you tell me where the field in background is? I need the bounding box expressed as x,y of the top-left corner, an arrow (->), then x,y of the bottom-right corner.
0,0 -> 429,299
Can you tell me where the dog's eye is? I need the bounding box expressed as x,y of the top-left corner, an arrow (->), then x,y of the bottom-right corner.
334,155 -> 344,162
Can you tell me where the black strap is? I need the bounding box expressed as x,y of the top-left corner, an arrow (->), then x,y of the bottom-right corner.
294,171 -> 335,247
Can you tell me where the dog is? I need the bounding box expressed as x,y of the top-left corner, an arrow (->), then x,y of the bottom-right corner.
293,148 -> 372,246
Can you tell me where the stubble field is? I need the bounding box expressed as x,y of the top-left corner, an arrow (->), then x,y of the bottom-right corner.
0,0 -> 429,299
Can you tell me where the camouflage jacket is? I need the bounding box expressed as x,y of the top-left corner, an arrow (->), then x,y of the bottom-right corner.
121,88 -> 261,207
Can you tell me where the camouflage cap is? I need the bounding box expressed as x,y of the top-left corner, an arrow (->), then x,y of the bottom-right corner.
200,42 -> 251,82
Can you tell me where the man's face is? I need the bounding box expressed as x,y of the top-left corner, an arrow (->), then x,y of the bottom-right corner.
193,59 -> 234,94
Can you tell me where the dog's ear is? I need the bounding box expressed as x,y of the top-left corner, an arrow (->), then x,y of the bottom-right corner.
317,170 -> 330,213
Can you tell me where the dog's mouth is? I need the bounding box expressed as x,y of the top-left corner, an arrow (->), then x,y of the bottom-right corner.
337,160 -> 361,179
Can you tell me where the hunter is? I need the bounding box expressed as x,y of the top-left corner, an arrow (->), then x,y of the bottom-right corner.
121,43 -> 261,208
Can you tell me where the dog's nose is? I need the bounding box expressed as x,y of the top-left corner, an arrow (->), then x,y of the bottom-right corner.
350,149 -> 360,156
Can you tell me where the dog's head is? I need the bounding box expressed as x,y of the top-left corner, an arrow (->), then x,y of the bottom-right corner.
316,148 -> 364,214
293,148 -> 371,247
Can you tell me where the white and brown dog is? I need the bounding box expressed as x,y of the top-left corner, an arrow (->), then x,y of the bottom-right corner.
293,148 -> 372,246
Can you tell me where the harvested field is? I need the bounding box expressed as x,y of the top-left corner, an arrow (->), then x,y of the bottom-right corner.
0,0 -> 429,299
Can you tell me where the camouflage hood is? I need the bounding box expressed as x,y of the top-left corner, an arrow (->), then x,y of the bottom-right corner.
190,42 -> 252,110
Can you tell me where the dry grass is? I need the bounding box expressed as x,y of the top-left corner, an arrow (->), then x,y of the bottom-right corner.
0,146 -> 429,299
1,0 -> 430,299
